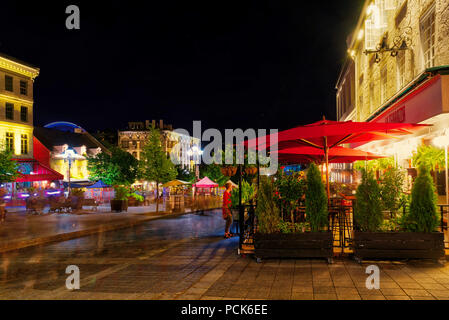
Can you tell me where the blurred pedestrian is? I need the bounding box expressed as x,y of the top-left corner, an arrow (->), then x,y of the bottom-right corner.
0,188 -> 6,221
222,182 -> 233,238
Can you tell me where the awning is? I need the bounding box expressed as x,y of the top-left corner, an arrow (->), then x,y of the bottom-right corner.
63,181 -> 94,188
86,180 -> 111,189
14,159 -> 64,182
193,176 -> 219,188
162,180 -> 191,188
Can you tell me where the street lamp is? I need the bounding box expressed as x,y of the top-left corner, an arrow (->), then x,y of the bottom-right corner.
434,130 -> 449,205
188,145 -> 203,180
61,148 -> 76,196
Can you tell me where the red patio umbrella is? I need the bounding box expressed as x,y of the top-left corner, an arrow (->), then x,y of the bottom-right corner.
247,119 -> 428,151
276,145 -> 386,164
246,118 -> 429,198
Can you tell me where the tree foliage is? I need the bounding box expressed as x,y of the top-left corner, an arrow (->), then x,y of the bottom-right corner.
404,165 -> 439,232
139,126 -> 177,197
305,163 -> 328,232
176,165 -> 195,183
380,166 -> 405,215
200,163 -> 225,183
230,179 -> 256,209
354,157 -> 395,172
0,148 -> 19,183
354,169 -> 383,232
87,147 -> 139,186
412,144 -> 445,172
255,177 -> 281,234
274,170 -> 306,223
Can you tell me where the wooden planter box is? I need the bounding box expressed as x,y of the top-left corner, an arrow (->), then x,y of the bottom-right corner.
110,199 -> 128,212
353,231 -> 445,263
128,198 -> 143,207
254,232 -> 333,263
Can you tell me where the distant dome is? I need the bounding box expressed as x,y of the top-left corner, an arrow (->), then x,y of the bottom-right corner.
44,121 -> 86,133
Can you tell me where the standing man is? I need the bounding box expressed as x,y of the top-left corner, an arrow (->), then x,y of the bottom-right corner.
222,182 -> 233,238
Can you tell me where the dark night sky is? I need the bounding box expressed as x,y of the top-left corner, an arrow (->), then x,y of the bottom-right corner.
0,1 -> 363,134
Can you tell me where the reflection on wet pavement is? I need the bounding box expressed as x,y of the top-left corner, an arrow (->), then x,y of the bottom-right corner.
0,209 -> 238,299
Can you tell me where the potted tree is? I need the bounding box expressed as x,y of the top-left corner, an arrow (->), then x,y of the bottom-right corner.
353,166 -> 445,264
111,186 -> 129,212
254,164 -> 333,263
128,190 -> 144,207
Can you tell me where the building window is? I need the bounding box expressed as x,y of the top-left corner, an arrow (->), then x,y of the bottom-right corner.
420,7 -> 435,69
364,1 -> 398,51
132,152 -> 137,158
20,80 -> 28,95
21,134 -> 28,155
381,66 -> 388,103
121,140 -> 129,148
20,106 -> 28,122
5,103 -> 14,120
397,51 -> 406,89
5,76 -> 13,92
6,132 -> 14,152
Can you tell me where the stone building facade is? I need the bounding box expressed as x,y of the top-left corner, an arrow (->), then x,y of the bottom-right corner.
335,0 -> 449,193
118,120 -> 201,171
337,0 -> 449,122
0,54 -> 39,159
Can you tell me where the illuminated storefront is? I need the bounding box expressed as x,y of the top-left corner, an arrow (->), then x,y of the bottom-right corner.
335,1 -> 449,198
33,124 -> 108,184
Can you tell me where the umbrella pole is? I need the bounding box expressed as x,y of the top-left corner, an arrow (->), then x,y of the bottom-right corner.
326,148 -> 330,202
324,137 -> 330,202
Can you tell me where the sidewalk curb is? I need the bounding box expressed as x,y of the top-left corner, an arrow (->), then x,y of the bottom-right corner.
0,207 -> 221,254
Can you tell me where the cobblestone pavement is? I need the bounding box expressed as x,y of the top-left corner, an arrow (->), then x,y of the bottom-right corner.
0,196 -> 221,252
2,209 -> 449,300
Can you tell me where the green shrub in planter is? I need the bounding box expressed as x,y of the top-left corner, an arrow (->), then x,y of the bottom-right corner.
305,163 -> 328,232
130,193 -> 144,202
354,169 -> 382,232
114,186 -> 129,200
230,179 -> 255,209
380,166 -> 405,216
403,165 -> 439,232
274,170 -> 306,223
255,177 -> 280,234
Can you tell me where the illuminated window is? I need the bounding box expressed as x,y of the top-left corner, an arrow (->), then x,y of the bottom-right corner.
397,51 -> 406,88
121,140 -> 129,148
6,132 -> 14,152
381,66 -> 388,102
420,7 -> 435,68
21,134 -> 28,155
20,80 -> 28,95
5,103 -> 14,120
365,0 -> 396,50
5,76 -> 13,92
20,106 -> 28,122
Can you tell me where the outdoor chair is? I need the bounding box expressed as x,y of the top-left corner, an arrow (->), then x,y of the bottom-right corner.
59,199 -> 72,213
82,198 -> 98,211
26,198 -> 46,215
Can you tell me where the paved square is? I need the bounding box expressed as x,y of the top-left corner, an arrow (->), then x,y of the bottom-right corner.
1,209 -> 449,300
